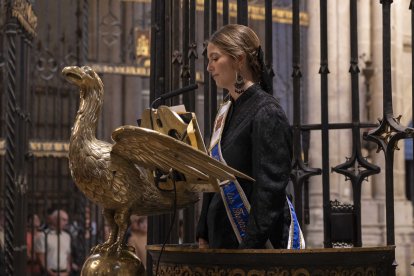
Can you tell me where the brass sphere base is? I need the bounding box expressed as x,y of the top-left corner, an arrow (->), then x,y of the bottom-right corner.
81,250 -> 145,276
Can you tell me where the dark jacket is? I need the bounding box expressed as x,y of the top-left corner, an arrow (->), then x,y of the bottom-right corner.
196,84 -> 292,249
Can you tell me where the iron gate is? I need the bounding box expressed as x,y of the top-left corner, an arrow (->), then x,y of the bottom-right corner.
0,0 -> 153,275
1,0 -> 414,275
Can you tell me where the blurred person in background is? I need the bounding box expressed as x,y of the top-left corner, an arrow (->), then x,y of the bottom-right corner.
68,205 -> 97,275
27,213 -> 42,275
35,209 -> 71,276
0,210 -> 5,276
127,215 -> 147,268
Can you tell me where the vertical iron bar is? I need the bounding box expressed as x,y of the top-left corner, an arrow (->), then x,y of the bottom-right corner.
302,130 -> 311,225
319,0 -> 332,248
203,0 -> 210,139
148,0 -> 166,273
24,32 -> 31,275
211,1 -> 217,51
150,0 -> 165,103
121,2 -> 126,124
210,0 -> 217,127
188,0 -> 196,111
237,0 -> 248,26
56,160 -> 61,276
76,0 -> 84,64
171,0 -> 181,106
76,0 -> 88,259
24,35 -> 32,267
77,0 -> 82,65
223,0 -> 229,26
381,0 -> 393,117
120,1 -> 127,63
43,159 -> 49,272
13,31 -> 25,276
29,153 -> 36,276
292,0 -> 303,225
0,13 -> 3,137
264,0 -> 273,94
385,151 -> 395,246
82,0 -> 89,64
182,0 -> 196,243
164,0 -> 172,103
170,0 -> 178,244
182,0 -> 190,108
381,0 -> 395,246
222,0 -> 229,100
96,0 -> 100,62
149,0 -> 157,103
411,1 -> 414,210
163,0 -> 177,244
4,11 -> 18,275
3,1 -> 33,270
349,0 -> 362,247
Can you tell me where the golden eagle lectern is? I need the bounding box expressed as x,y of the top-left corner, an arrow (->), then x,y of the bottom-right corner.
62,66 -> 252,275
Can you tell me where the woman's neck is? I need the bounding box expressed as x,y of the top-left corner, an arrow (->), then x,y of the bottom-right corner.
229,80 -> 255,101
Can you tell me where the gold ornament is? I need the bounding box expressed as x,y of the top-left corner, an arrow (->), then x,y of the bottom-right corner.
62,66 -> 253,275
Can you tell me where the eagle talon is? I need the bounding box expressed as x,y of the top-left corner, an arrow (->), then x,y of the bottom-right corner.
90,243 -> 111,255
103,242 -> 126,257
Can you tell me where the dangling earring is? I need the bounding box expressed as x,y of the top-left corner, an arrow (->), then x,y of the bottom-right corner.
234,71 -> 245,94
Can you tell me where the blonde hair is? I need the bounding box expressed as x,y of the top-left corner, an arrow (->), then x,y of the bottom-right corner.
209,24 -> 262,82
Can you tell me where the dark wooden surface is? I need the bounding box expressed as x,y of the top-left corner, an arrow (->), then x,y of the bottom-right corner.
148,244 -> 395,275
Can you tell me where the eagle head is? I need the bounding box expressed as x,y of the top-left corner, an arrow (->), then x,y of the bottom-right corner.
62,66 -> 103,92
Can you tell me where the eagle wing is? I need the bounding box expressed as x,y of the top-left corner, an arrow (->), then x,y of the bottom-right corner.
111,125 -> 254,183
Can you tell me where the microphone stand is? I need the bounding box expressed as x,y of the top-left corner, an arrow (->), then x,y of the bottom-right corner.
150,84 -> 198,109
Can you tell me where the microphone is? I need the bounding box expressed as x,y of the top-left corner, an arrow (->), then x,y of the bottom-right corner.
150,84 -> 198,109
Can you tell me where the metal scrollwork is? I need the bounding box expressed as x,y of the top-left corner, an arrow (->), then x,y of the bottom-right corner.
35,49 -> 59,81
11,0 -> 38,36
172,50 -> 183,65
100,11 -> 121,47
0,139 -> 5,155
188,42 -> 198,59
365,116 -> 414,156
64,51 -> 78,67
15,173 -> 28,195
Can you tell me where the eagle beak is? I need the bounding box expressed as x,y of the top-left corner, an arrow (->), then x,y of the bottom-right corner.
62,66 -> 85,86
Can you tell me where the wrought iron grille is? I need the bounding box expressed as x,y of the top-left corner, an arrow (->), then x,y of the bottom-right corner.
1,0 -> 156,274
148,3 -> 413,274
149,0 -> 308,255
1,0 -> 414,275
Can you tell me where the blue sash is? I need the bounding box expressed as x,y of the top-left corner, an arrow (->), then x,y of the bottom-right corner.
211,144 -> 250,241
210,101 -> 305,249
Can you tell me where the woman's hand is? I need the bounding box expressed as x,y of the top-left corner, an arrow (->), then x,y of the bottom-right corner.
198,238 -> 209,249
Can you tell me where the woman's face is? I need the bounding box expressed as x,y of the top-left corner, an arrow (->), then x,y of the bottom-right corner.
207,43 -> 238,90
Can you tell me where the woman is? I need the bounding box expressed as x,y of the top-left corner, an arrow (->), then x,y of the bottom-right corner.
196,24 -> 304,249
